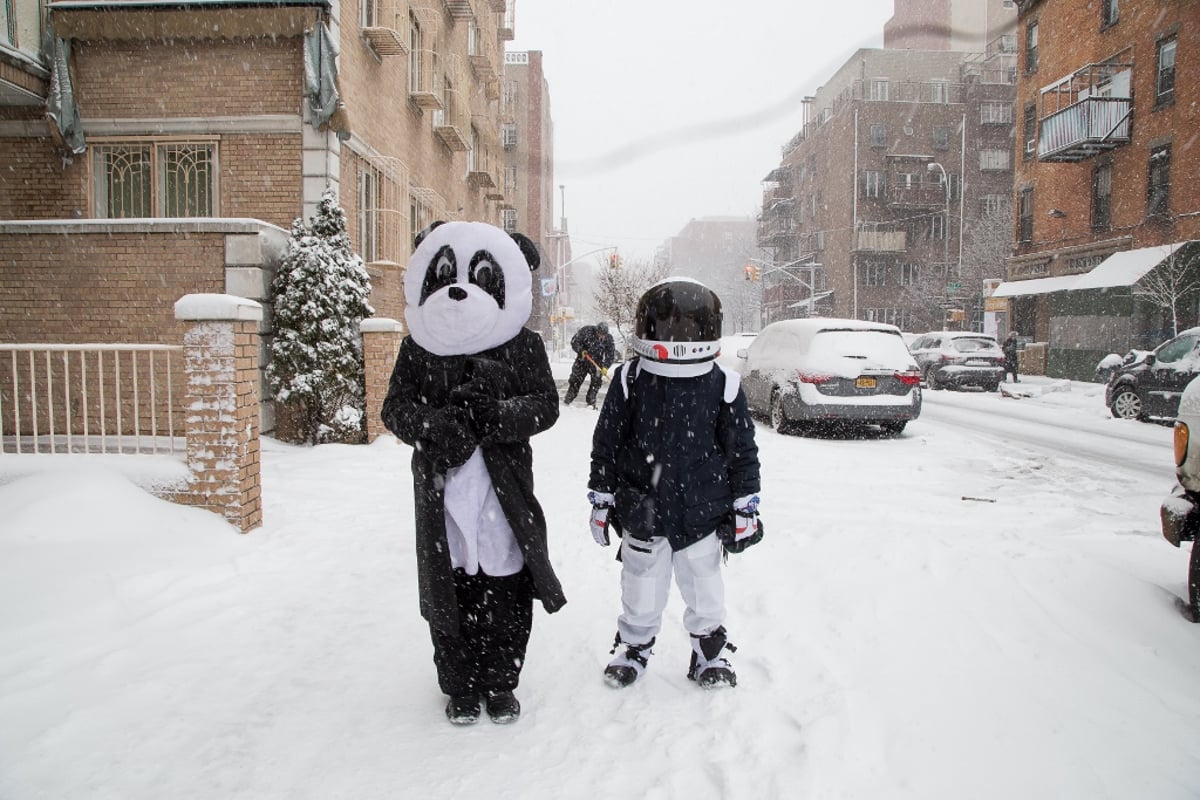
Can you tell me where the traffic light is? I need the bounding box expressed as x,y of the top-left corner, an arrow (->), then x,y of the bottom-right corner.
608,252 -> 621,269
744,264 -> 761,281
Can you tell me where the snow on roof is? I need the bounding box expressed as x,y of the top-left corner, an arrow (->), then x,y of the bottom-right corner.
1074,240 -> 1200,291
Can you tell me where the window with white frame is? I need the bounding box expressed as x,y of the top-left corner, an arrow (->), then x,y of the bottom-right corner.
868,79 -> 889,101
929,80 -> 950,104
861,261 -> 886,287
900,263 -> 919,286
504,166 -> 518,195
862,170 -> 884,198
1025,19 -> 1038,72
981,102 -> 1013,124
1102,0 -> 1119,27
980,148 -> 1011,171
1147,143 -> 1171,217
1018,186 -> 1034,242
502,123 -> 517,148
933,126 -> 950,150
1092,163 -> 1112,229
360,0 -> 377,29
870,123 -> 887,147
408,13 -> 422,91
501,208 -> 517,233
980,194 -> 1007,216
357,165 -> 378,263
2,0 -> 15,45
863,307 -> 899,325
929,214 -> 947,240
91,139 -> 217,218
1156,36 -> 1176,105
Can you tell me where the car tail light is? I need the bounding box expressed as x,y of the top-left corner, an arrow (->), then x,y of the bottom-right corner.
796,370 -> 833,384
894,370 -> 921,386
1175,421 -> 1190,467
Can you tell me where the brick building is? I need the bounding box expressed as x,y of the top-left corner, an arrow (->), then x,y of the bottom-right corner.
500,49 -> 561,338
758,38 -> 1017,333
996,0 -> 1200,380
0,0 -> 552,430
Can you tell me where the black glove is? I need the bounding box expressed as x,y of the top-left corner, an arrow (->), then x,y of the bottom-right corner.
423,406 -> 477,470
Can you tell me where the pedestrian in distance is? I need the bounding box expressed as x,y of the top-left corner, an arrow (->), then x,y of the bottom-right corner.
381,221 -> 566,727
564,321 -> 616,408
1003,331 -> 1020,384
586,278 -> 763,691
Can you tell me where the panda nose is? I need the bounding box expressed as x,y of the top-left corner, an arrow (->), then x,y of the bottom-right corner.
448,286 -> 467,301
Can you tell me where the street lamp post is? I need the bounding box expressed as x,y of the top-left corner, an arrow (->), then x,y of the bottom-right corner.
927,161 -> 951,326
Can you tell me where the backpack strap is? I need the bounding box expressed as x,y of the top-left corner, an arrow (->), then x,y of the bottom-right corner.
716,364 -> 740,404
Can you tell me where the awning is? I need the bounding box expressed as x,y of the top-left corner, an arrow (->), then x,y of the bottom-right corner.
1073,240 -> 1200,290
991,274 -> 1079,297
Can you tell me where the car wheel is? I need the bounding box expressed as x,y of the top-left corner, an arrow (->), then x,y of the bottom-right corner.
926,366 -> 943,390
769,390 -> 793,434
984,382 -> 1000,392
1109,386 -> 1144,420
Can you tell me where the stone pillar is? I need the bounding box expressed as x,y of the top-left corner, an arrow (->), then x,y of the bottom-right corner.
174,294 -> 264,532
361,317 -> 405,442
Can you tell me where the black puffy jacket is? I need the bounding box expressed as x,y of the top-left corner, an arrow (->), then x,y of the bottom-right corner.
571,325 -> 616,368
588,362 -> 760,551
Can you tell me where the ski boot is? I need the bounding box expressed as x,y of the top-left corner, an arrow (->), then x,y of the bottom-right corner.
603,634 -> 655,688
687,626 -> 738,689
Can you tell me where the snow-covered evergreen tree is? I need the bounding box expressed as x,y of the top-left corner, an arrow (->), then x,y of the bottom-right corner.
267,189 -> 374,444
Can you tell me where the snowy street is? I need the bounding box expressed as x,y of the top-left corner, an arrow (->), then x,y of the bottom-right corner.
2,365 -> 1199,799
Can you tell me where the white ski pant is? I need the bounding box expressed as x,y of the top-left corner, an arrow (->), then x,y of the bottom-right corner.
616,532 -> 725,646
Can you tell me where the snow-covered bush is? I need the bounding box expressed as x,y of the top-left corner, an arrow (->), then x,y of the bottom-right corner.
267,189 -> 374,444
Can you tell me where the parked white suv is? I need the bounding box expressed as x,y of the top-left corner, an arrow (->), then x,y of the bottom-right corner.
1159,375 -> 1200,622
737,318 -> 921,436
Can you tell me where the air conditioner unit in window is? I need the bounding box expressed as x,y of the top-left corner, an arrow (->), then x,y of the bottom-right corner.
1025,139 -> 1036,153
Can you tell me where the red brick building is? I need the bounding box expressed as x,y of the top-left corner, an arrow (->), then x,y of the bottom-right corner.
998,0 -> 1200,379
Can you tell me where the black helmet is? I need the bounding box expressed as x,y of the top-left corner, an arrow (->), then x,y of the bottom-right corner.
632,278 -> 723,364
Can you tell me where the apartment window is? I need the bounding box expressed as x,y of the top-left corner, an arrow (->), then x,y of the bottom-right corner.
1101,0 -> 1119,28
870,124 -> 887,148
868,79 -> 889,101
980,149 -> 1011,171
1018,186 -> 1034,242
1147,144 -> 1171,218
929,80 -> 950,104
933,126 -> 950,150
502,79 -> 518,112
360,0 -> 377,28
929,214 -> 947,240
981,102 -> 1013,124
815,229 -> 825,251
1156,36 -> 1176,106
1023,103 -> 1037,159
1025,20 -> 1038,72
1092,163 -> 1112,229
2,0 -> 16,45
408,14 -> 421,91
862,170 -> 884,198
501,208 -> 518,233
504,166 -> 518,195
900,263 -> 920,286
980,194 -> 1007,216
357,166 -> 378,262
861,261 -> 886,287
92,140 -> 216,218
502,123 -> 517,148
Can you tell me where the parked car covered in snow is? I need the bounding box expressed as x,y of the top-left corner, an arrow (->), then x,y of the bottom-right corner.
1159,374 -> 1200,622
907,331 -> 1006,391
1105,327 -> 1200,422
737,318 -> 921,435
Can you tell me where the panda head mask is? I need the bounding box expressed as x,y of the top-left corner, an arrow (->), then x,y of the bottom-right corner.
404,220 -> 540,356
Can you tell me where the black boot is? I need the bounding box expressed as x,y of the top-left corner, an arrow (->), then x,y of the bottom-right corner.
445,694 -> 481,725
687,627 -> 738,689
484,690 -> 521,723
603,634 -> 655,688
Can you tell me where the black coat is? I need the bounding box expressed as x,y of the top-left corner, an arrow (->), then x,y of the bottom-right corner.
588,363 -> 761,551
381,327 -> 566,635
571,326 -> 616,368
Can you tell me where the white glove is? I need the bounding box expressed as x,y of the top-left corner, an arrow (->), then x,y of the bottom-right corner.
588,490 -> 615,547
733,494 -> 760,542
590,506 -> 611,546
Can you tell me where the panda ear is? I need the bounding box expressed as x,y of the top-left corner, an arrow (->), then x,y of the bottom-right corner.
509,232 -> 540,272
413,220 -> 446,252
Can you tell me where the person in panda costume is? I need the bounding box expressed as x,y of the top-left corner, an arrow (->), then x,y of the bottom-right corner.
587,278 -> 762,690
381,220 -> 566,725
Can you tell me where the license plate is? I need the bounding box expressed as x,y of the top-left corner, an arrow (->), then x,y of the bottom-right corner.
856,377 -> 877,389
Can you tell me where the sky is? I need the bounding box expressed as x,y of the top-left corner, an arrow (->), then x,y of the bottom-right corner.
509,1 -> 896,262
3,358 -> 1200,799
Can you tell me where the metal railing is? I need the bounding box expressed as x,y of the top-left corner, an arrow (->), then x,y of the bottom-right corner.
0,344 -> 184,455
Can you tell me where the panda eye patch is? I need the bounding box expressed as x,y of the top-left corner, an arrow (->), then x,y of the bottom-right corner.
419,245 -> 458,305
469,249 -> 506,309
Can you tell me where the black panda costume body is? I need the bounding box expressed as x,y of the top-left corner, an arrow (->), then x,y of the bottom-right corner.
381,221 -> 565,717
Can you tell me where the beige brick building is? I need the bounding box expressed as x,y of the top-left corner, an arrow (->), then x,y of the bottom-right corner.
1,0 -> 561,429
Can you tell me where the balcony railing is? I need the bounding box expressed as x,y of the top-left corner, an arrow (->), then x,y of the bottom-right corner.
888,183 -> 946,208
853,229 -> 907,252
1038,96 -> 1132,162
